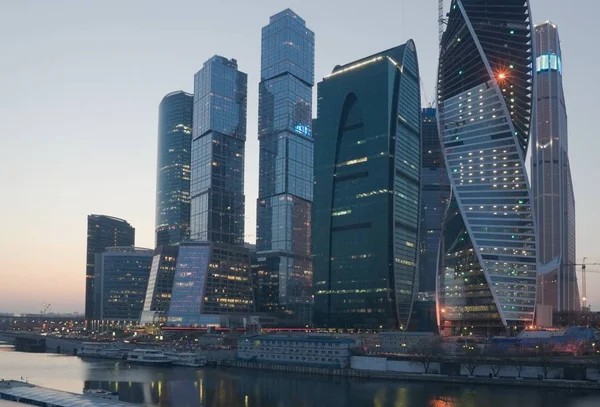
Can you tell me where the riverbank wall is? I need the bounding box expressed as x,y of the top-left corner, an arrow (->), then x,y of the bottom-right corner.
216,358 -> 600,391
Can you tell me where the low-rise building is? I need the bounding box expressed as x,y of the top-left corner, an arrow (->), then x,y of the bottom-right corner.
237,335 -> 356,368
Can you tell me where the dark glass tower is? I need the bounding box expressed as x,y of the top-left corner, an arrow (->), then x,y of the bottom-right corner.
437,0 -> 537,336
156,91 -> 193,246
313,42 -> 422,330
533,22 -> 579,312
190,56 -> 247,244
140,245 -> 179,325
419,108 -> 450,295
255,9 -> 315,324
85,215 -> 135,320
94,247 -> 153,322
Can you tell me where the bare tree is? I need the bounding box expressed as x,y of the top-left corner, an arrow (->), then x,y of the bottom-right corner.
483,346 -> 503,377
537,342 -> 556,379
463,346 -> 482,377
410,337 -> 444,374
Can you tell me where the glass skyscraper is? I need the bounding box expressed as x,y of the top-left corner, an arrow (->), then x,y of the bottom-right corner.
255,9 -> 315,324
156,91 -> 193,246
533,21 -> 579,313
85,215 -> 135,320
165,55 -> 254,329
419,108 -> 450,296
313,42 -> 422,330
140,245 -> 179,325
190,56 -> 246,245
437,0 -> 538,336
93,247 -> 153,323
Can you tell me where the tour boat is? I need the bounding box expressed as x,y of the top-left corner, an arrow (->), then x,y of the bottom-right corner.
126,349 -> 172,366
164,351 -> 207,368
83,388 -> 119,400
78,342 -> 126,359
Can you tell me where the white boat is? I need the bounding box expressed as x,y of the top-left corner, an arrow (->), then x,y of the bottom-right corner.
78,342 -> 126,359
126,349 -> 172,366
83,388 -> 119,400
164,351 -> 207,368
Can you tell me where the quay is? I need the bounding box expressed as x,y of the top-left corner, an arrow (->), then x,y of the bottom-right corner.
0,381 -> 135,407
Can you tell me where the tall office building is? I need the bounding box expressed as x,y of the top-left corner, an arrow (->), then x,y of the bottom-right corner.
313,42 -> 422,330
255,9 -> 315,324
85,215 -> 135,320
166,55 -> 254,329
140,245 -> 179,325
156,91 -> 193,246
533,22 -> 579,313
419,108 -> 450,295
190,56 -> 246,244
436,0 -> 538,336
93,247 -> 153,325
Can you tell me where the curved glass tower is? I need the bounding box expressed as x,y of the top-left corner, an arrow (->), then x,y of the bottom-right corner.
437,0 -> 538,336
156,91 -> 193,246
533,22 -> 579,313
313,42 -> 421,330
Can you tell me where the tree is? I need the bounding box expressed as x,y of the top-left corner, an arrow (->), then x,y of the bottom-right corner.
483,346 -> 503,377
463,346 -> 482,377
410,337 -> 444,374
537,342 -> 556,379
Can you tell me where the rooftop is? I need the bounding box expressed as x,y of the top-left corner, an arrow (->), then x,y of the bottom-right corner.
0,381 -> 134,407
269,8 -> 305,25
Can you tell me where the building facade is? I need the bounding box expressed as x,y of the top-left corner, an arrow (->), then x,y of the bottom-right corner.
156,91 -> 193,246
532,21 -> 579,313
140,245 -> 179,325
255,9 -> 315,324
190,56 -> 247,245
237,335 -> 355,368
313,42 -> 422,330
93,247 -> 153,324
419,108 -> 451,296
85,215 -> 135,320
166,241 -> 254,328
436,0 -> 538,336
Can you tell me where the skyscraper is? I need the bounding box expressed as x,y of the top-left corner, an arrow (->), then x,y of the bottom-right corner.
140,245 -> 179,325
436,0 -> 538,336
93,247 -> 153,325
190,56 -> 246,245
255,9 -> 315,324
533,21 -> 579,313
419,108 -> 450,296
165,55 -> 254,329
85,215 -> 135,320
156,91 -> 193,246
313,42 -> 422,330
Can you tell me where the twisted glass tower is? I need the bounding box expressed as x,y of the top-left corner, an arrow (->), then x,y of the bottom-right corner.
533,22 -> 579,313
437,0 -> 538,336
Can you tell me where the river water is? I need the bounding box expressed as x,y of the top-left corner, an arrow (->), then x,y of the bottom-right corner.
0,343 -> 599,407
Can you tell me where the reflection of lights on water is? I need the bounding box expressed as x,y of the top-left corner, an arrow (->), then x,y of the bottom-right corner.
245,394 -> 249,407
158,381 -> 162,397
200,379 -> 204,402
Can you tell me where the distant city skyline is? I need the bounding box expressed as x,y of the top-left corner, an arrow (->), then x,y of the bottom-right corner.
1,0 -> 598,313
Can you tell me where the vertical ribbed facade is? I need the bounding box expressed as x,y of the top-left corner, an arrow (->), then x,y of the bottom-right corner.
420,108 -> 451,296
437,0 -> 538,336
533,22 -> 579,312
156,91 -> 193,246
255,9 -> 315,324
313,42 -> 421,330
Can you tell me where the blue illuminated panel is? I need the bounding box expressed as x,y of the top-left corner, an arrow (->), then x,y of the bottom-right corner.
536,54 -> 562,75
295,124 -> 312,137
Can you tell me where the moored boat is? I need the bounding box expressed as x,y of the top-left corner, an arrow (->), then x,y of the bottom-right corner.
126,349 -> 172,366
164,351 -> 207,368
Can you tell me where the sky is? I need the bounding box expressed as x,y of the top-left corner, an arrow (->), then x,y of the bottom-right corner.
0,0 -> 598,314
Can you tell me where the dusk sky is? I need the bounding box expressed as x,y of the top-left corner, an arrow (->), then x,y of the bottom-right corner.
1,0 -> 598,313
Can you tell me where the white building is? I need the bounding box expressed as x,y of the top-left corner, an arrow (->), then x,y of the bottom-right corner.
237,335 -> 356,368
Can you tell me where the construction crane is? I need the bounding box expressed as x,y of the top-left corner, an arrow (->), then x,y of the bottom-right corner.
438,0 -> 448,50
41,303 -> 51,318
559,260 -> 600,309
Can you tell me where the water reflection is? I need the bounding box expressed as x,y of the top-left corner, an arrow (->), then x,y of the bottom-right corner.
0,349 -> 598,407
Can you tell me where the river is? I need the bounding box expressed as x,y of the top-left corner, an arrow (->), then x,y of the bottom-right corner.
0,342 -> 599,406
